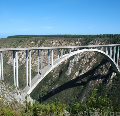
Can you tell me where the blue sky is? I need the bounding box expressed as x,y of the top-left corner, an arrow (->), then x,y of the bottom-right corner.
0,0 -> 120,37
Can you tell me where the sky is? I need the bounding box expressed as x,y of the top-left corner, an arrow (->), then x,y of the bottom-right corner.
0,0 -> 120,38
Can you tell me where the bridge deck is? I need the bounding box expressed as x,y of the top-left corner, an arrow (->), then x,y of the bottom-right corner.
0,44 -> 120,52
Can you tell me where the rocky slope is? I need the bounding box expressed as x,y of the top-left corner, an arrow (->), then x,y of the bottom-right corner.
0,80 -> 26,110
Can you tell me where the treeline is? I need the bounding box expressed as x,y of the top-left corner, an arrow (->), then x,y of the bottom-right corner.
7,34 -> 120,39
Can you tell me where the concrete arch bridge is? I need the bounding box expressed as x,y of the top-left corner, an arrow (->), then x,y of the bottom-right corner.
0,44 -> 119,95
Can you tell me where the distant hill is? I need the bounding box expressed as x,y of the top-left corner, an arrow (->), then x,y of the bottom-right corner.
7,34 -> 120,39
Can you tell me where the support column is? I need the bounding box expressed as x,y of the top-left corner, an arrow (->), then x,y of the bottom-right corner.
13,51 -> 16,86
48,49 -> 50,65
110,47 -> 112,58
26,50 -> 29,86
0,52 -> 3,80
114,46 -> 116,62
40,50 -> 43,74
105,47 -> 108,55
61,49 -> 63,58
1,52 -> 3,80
69,49 -> 71,54
57,49 -> 59,59
0,52 -> 1,80
101,47 -> 104,51
117,46 -> 119,66
37,50 -> 40,74
65,49 -> 68,54
29,50 -> 31,87
16,52 -> 19,87
51,49 -> 53,66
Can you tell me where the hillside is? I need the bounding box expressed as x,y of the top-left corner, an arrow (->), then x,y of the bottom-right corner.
0,34 -> 120,106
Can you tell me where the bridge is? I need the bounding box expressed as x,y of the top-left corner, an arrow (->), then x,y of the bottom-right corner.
0,44 -> 120,95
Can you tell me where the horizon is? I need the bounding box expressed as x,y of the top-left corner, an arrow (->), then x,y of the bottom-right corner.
1,33 -> 120,39
0,0 -> 120,38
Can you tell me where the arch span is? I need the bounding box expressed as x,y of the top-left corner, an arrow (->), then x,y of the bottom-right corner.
24,49 -> 119,94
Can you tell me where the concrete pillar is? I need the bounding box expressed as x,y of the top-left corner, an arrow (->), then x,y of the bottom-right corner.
101,47 -> 104,51
69,49 -> 71,54
0,52 -> 1,80
57,49 -> 59,59
65,49 -> 68,54
37,50 -> 40,74
13,51 -> 16,86
12,51 -> 19,87
117,46 -> 119,66
40,50 -> 43,74
110,47 -> 112,58
16,52 -> 19,87
105,47 -> 108,55
29,50 -> 31,87
114,46 -> 116,62
0,52 -> 3,80
61,49 -> 63,58
1,52 -> 3,80
51,49 -> 53,66
26,50 -> 29,86
48,49 -> 50,65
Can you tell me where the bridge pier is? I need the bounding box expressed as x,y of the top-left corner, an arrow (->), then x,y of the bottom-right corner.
110,47 -> 112,58
48,49 -> 50,65
105,47 -> 108,55
26,50 -> 32,87
101,47 -> 104,51
26,50 -> 29,86
13,51 -> 19,87
61,49 -> 63,58
117,47 -> 119,66
0,52 -> 3,80
57,49 -> 60,59
0,52 -> 1,80
29,50 -> 31,87
114,46 -> 116,62
65,49 -> 68,54
69,49 -> 71,54
13,51 -> 16,86
51,49 -> 53,66
40,50 -> 43,74
16,52 -> 19,87
37,50 -> 40,74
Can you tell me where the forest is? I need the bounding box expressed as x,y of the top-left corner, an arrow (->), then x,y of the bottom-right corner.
7,34 -> 120,39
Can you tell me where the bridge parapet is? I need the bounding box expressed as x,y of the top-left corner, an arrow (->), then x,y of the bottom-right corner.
0,44 -> 120,94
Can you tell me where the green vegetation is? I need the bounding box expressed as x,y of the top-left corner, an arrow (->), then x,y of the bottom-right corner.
67,89 -> 120,116
7,34 -> 120,39
1,89 -> 120,116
